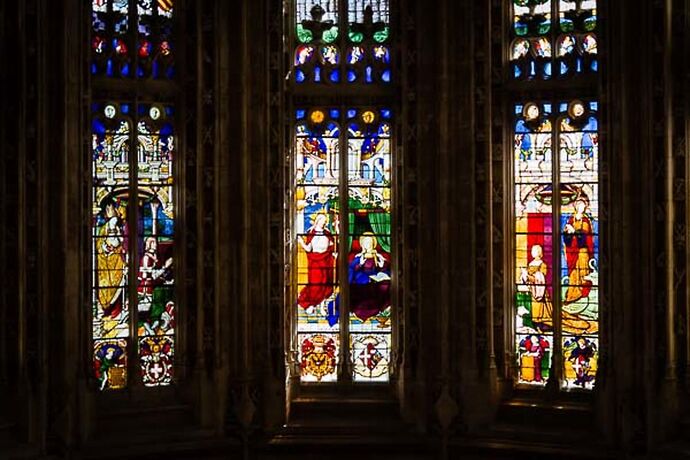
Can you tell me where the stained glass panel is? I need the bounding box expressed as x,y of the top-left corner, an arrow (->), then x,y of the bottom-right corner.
351,333 -> 391,382
137,0 -> 175,79
295,109 -> 341,382
347,0 -> 390,83
290,0 -> 394,385
510,0 -> 597,79
294,1 -> 339,83
136,104 -> 175,387
559,101 -> 599,389
91,0 -> 174,79
513,100 -> 599,390
514,103 -> 554,386
92,103 -> 131,391
140,336 -> 174,386
299,333 -> 339,383
347,108 -> 392,382
94,339 -> 128,391
91,102 -> 176,390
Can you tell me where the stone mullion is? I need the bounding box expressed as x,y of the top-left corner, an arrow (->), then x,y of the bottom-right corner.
265,0 -> 287,429
399,0 -> 422,426
490,0 -> 507,383
246,0 -> 269,431
183,0 -> 199,389
673,0 -> 690,392
686,0 -> 690,391
214,0 -> 240,434
473,0 -> 493,383
651,0 -> 671,393
19,0 -> 46,446
199,0 -> 217,388
670,0 -> 687,390
49,0 -> 84,448
435,0 -> 451,420
0,0 -> 6,392
0,0 -> 21,439
608,0 -> 655,448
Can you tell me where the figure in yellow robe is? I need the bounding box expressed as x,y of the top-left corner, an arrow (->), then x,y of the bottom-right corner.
96,202 -> 128,319
520,244 -> 553,331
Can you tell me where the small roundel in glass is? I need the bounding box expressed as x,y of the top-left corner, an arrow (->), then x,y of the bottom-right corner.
104,103 -> 118,119
523,103 -> 541,122
149,105 -> 163,121
310,109 -> 326,124
568,100 -> 586,119
361,110 -> 376,124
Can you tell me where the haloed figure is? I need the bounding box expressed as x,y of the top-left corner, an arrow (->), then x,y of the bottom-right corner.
348,232 -> 391,322
297,213 -> 336,314
563,198 -> 594,304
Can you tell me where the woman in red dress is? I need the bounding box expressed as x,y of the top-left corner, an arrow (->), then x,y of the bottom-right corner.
297,213 -> 336,313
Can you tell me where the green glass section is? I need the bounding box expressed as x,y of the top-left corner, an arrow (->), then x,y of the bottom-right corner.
514,24 -> 528,36
373,26 -> 389,43
583,16 -> 597,31
322,26 -> 339,43
297,23 -> 313,43
516,291 -> 534,330
560,20 -> 574,32
348,30 -> 364,43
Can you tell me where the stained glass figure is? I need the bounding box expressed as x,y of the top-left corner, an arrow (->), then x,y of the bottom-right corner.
94,339 -> 128,390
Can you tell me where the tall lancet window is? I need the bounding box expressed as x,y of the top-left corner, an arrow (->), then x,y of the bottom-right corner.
509,0 -> 600,390
90,0 -> 177,391
290,1 -> 395,383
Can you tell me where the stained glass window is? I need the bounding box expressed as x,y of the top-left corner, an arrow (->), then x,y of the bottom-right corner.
293,0 -> 391,85
290,1 -> 394,384
91,0 -> 177,391
509,0 -> 600,390
513,100 -> 599,390
510,0 -> 597,80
